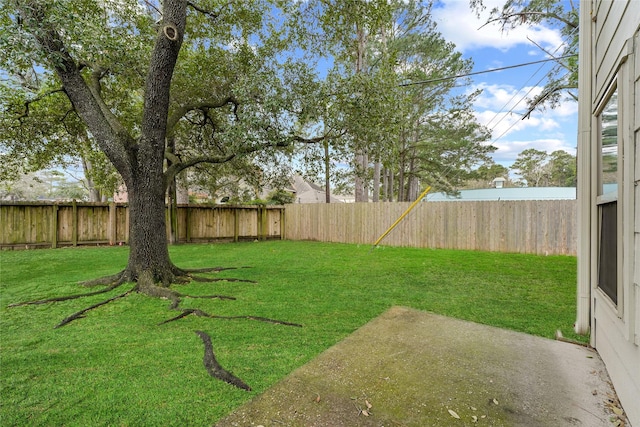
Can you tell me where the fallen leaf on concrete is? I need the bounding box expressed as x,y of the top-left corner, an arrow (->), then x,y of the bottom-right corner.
612,406 -> 624,416
448,409 -> 460,419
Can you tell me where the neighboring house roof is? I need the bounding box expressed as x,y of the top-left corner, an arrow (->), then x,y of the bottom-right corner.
291,174 -> 345,203
425,187 -> 577,201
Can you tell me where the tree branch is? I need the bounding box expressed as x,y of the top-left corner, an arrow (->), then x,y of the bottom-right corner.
186,1 -> 219,20
139,0 -> 187,170
479,11 -> 577,31
522,83 -> 577,119
16,2 -> 134,178
166,95 -> 239,137
162,131 -> 321,189
526,36 -> 576,74
13,88 -> 66,120
163,153 -> 237,189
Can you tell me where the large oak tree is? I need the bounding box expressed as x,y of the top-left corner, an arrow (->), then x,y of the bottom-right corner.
1,1 -> 321,293
2,0 -> 318,389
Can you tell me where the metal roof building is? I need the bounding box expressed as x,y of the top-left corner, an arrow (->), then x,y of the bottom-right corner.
425,187 -> 577,202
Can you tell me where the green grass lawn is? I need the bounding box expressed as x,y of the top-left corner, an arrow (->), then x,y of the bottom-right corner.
0,241 -> 581,426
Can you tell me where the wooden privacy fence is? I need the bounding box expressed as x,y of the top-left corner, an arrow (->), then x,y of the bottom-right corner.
0,202 -> 284,249
1,200 -> 577,255
284,200 -> 577,255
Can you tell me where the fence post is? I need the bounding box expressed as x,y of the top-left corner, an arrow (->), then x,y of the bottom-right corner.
263,206 -> 269,240
124,204 -> 130,244
234,208 -> 240,242
108,202 -> 117,245
280,207 -> 285,240
72,200 -> 78,246
258,206 -> 267,240
253,206 -> 258,240
185,205 -> 191,243
51,204 -> 58,249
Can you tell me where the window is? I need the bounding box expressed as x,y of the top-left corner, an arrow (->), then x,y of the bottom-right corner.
596,84 -> 619,305
599,88 -> 618,197
598,201 -> 617,304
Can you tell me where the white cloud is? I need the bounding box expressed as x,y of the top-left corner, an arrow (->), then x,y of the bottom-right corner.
491,138 -> 576,165
549,100 -> 578,117
472,83 -> 542,112
476,109 -> 559,141
469,83 -> 577,137
431,0 -> 565,54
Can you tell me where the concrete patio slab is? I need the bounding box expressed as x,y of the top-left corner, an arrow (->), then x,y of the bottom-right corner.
216,306 -> 624,427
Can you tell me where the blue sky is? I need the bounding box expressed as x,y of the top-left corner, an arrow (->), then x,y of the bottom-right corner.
430,0 -> 578,169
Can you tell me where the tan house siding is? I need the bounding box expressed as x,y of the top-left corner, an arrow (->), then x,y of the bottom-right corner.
578,1 -> 640,425
634,30 -> 640,349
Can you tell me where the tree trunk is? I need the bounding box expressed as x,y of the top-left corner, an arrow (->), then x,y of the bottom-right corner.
408,175 -> 418,201
382,167 -> 388,201
407,156 -> 417,201
372,160 -> 380,202
123,0 -> 186,286
21,1 -> 191,288
362,151 -> 369,202
398,155 -> 406,202
353,23 -> 368,203
355,152 -> 365,202
125,166 -> 174,287
82,156 -> 102,202
324,139 -> 331,203
166,135 -> 179,244
176,177 -> 189,204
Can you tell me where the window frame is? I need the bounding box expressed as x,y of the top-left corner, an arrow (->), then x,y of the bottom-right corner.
594,77 -> 622,309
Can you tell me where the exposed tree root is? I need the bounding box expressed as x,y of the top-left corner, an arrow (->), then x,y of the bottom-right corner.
7,281 -> 127,307
8,264 -> 302,382
79,271 -> 127,287
159,308 -> 304,327
55,288 -> 134,328
173,266 -> 256,284
183,267 -> 252,273
195,330 -> 251,391
182,294 -> 237,301
189,276 -> 256,283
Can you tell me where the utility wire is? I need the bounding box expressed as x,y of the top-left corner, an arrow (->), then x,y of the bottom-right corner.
395,34 -> 579,204
479,28 -> 579,145
399,53 -> 577,87
483,26 -> 578,129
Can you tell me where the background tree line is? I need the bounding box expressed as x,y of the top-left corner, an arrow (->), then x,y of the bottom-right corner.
1,0 -> 578,204
0,0 -> 493,206
1,145 -> 576,202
